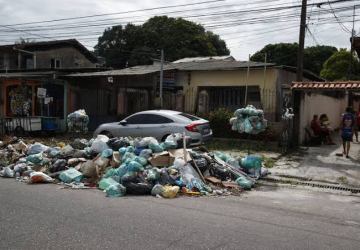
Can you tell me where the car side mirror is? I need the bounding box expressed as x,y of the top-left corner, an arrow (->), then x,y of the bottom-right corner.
119,121 -> 127,126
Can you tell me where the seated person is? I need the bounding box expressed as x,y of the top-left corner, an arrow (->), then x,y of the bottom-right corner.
311,114 -> 335,145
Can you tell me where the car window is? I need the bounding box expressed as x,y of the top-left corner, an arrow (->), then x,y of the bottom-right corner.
178,113 -> 201,121
126,114 -> 173,124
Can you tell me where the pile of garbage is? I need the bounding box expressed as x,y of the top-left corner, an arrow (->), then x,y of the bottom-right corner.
0,134 -> 268,198
67,109 -> 89,133
230,105 -> 268,135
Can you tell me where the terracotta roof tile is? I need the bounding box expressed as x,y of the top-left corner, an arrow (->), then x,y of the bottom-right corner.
291,81 -> 360,90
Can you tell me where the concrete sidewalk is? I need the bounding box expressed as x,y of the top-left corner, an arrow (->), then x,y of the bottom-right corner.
272,137 -> 360,187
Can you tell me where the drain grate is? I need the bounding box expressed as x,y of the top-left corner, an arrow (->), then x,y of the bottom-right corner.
263,176 -> 360,193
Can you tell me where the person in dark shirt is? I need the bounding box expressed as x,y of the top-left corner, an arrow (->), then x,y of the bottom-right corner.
341,107 -> 355,158
311,114 -> 334,145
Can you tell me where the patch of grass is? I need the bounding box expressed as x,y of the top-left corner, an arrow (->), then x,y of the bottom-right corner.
263,157 -> 276,169
206,138 -> 279,152
337,176 -> 348,184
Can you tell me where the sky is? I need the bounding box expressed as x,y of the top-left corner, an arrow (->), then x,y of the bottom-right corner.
0,0 -> 358,60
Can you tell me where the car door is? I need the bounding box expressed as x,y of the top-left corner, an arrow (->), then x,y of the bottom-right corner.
116,114 -> 144,137
137,114 -> 174,141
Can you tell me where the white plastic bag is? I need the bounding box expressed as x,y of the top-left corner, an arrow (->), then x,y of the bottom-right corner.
90,135 -> 110,153
29,172 -> 54,183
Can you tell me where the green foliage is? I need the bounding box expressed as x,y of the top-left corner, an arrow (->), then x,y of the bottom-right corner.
320,49 -> 360,81
95,16 -> 230,68
250,43 -> 338,75
201,108 -> 233,138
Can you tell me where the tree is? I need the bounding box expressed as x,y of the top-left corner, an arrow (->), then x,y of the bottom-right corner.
250,43 -> 337,75
95,16 -> 230,68
320,49 -> 360,81
250,43 -> 298,68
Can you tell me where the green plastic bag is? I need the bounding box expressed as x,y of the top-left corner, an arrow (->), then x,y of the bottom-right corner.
106,183 -> 126,197
134,156 -> 147,166
26,153 -> 44,165
235,176 -> 253,190
98,177 -> 119,190
149,143 -> 164,153
59,168 -> 83,183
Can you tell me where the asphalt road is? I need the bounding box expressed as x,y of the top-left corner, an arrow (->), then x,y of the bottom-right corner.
1,179 -> 360,250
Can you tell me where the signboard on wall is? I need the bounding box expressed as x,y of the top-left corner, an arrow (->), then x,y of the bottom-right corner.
37,88 -> 47,98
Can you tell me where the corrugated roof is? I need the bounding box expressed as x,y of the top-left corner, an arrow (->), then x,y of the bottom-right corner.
292,81 -> 360,90
67,64 -> 176,77
66,60 -> 275,77
172,55 -> 235,63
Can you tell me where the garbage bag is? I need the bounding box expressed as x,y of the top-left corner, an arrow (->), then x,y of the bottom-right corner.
161,186 -> 180,198
173,158 -> 186,169
59,168 -> 83,183
50,159 -> 67,173
13,163 -> 27,174
151,184 -> 165,196
134,156 -> 147,166
148,143 -> 164,153
121,174 -> 153,195
29,172 -> 53,184
240,155 -> 262,178
0,166 -> 15,178
27,143 -> 49,155
90,135 -> 110,154
26,153 -> 44,165
121,152 -> 136,162
119,147 -> 127,156
128,161 -> 144,172
107,138 -> 130,151
106,183 -> 126,197
235,175 -> 253,190
115,164 -> 129,179
98,177 -> 119,190
47,147 -> 61,158
60,145 -> 75,158
70,139 -> 89,150
80,160 -> 97,178
101,149 -> 113,158
67,109 -> 89,132
138,137 -> 158,147
146,168 -> 160,182
104,168 -> 117,178
139,149 -> 152,159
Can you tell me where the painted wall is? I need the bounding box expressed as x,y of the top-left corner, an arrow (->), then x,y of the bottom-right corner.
177,68 -> 278,114
299,93 -> 348,144
35,47 -> 96,69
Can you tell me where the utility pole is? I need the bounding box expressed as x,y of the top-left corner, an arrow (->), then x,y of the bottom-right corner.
349,5 -> 356,79
159,49 -> 164,109
296,0 -> 307,81
245,54 -> 250,105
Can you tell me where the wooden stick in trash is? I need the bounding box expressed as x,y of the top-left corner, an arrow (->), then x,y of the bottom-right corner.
183,132 -> 188,162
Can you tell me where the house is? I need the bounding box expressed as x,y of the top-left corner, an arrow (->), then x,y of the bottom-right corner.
0,39 -> 99,70
292,81 -> 360,145
0,39 -> 102,133
66,56 -> 321,131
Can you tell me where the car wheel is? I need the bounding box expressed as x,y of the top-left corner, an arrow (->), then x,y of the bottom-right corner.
101,131 -> 113,138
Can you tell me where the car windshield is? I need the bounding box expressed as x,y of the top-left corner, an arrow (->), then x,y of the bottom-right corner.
178,113 -> 201,121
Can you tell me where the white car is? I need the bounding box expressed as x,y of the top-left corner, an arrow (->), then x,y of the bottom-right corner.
94,110 -> 213,146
